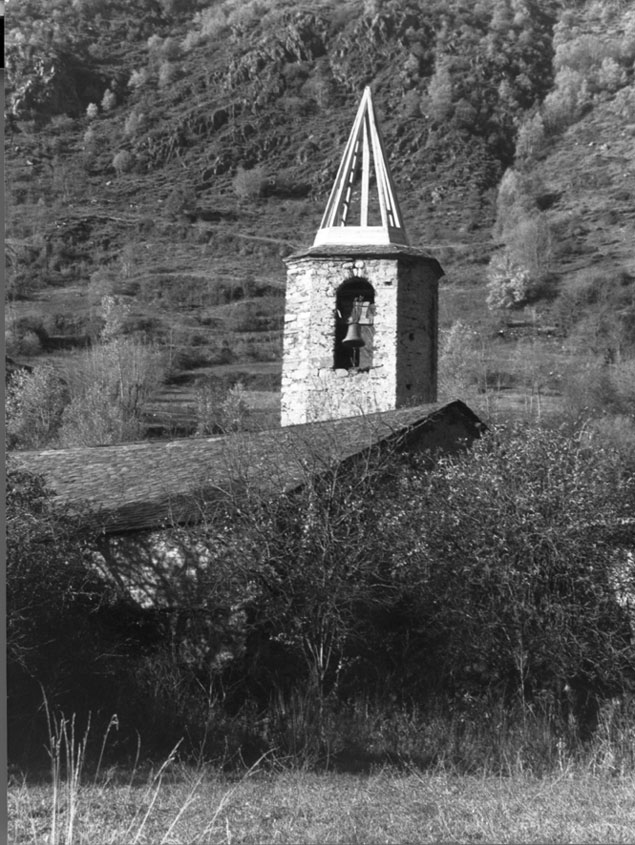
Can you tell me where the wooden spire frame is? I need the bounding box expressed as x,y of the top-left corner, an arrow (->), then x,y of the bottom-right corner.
313,86 -> 409,247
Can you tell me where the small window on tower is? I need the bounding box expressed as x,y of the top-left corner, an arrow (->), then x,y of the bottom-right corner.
334,279 -> 375,370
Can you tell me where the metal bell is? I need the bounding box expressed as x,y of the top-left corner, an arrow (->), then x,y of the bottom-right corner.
342,322 -> 365,348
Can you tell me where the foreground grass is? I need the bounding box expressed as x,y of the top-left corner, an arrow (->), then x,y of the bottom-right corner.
9,765 -> 635,844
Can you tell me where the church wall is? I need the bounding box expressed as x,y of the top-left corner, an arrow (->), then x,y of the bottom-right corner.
396,260 -> 439,406
281,252 -> 439,426
281,255 -> 399,425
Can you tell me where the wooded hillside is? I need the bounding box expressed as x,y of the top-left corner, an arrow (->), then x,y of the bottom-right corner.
5,0 -> 635,443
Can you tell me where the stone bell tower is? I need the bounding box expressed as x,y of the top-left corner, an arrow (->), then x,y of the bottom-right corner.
280,87 -> 443,427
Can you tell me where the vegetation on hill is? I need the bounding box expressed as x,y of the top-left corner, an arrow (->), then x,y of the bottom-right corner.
6,0 -> 635,442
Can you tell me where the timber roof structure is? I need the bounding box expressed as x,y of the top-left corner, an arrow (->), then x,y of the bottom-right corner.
11,401 -> 484,536
313,86 -> 409,248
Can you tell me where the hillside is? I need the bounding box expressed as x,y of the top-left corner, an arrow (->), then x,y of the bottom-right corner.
5,0 -> 635,444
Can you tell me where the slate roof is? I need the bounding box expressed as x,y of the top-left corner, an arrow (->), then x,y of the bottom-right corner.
10,400 -> 484,536
286,242 -> 444,272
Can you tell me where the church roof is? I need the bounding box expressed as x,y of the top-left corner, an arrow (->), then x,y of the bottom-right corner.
11,401 -> 484,536
313,86 -> 409,249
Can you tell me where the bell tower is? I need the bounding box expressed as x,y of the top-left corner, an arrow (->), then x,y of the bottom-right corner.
280,87 -> 443,427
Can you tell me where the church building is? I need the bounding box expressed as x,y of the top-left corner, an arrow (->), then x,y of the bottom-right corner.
13,88 -> 484,542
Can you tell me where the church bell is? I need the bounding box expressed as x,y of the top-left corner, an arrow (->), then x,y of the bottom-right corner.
342,321 -> 365,348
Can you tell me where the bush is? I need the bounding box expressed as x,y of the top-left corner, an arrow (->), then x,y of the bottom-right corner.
438,320 -> 485,397
57,335 -> 166,447
596,56 -> 627,93
128,68 -> 149,90
493,168 -> 532,237
8,420 -> 635,764
515,112 -> 546,163
6,298 -> 167,449
6,328 -> 42,358
562,358 -> 635,422
83,126 -> 97,149
6,467 -> 190,764
158,60 -> 179,88
6,365 -> 67,450
159,36 -> 182,60
6,468 -> 109,759
377,424 -> 635,719
486,250 -> 533,310
140,424 -> 635,738
426,56 -> 454,122
112,149 -> 134,176
232,164 -> 267,201
101,88 -> 116,112
164,183 -> 196,219
195,380 -> 249,435
583,414 -> 635,469
489,167 -> 553,308
123,109 -> 146,137
543,68 -> 591,132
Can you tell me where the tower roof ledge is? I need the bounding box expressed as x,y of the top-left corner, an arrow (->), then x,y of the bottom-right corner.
285,242 -> 445,275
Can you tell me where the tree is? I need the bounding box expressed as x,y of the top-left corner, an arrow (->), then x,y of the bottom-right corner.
427,55 -> 454,122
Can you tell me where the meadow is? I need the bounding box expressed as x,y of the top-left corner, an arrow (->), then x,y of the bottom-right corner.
9,755 -> 635,844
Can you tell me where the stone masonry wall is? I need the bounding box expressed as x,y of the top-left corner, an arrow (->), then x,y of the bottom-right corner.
396,261 -> 439,405
281,251 -> 439,426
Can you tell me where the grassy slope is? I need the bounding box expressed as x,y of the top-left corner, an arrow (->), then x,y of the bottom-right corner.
5,0 -> 635,436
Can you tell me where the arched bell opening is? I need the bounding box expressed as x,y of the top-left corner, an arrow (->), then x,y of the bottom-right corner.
334,279 -> 375,370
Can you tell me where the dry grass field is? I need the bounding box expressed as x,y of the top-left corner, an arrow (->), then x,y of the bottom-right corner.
9,764 -> 635,844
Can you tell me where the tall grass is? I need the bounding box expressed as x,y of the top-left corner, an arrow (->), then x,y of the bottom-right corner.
9,692 -> 635,844
45,706 -> 88,845
259,690 -> 635,778
11,700 -> 273,845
